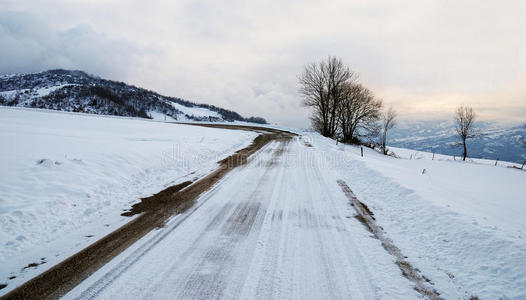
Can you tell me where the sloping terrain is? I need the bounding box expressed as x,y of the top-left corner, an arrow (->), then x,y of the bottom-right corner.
0,70 -> 266,123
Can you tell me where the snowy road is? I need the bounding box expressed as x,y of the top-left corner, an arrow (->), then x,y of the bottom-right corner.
64,137 -> 418,299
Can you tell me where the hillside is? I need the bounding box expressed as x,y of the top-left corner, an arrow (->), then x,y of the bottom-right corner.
388,120 -> 526,163
0,70 -> 267,124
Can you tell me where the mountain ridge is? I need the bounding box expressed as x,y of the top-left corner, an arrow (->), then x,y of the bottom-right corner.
0,69 -> 267,124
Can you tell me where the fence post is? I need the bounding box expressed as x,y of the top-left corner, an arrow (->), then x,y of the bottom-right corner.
361,147 -> 363,157
432,153 -> 435,160
495,159 -> 499,166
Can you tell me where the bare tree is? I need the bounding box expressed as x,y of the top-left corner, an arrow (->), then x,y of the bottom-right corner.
299,62 -> 330,136
299,56 -> 355,137
326,57 -> 356,137
337,83 -> 382,143
380,106 -> 397,155
454,105 -> 477,161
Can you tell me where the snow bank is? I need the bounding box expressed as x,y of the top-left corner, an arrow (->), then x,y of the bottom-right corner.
306,132 -> 526,299
0,107 -> 257,293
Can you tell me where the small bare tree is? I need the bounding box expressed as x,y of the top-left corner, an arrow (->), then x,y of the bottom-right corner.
454,105 -> 477,161
380,106 -> 397,155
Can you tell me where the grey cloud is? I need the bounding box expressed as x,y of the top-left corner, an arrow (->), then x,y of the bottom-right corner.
0,11 -> 148,81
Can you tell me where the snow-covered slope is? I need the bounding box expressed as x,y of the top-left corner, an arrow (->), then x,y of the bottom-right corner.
306,131 -> 526,299
0,69 -> 267,124
389,120 -> 526,164
0,107 -> 258,294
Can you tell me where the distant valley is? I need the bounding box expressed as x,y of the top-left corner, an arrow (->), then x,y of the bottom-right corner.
389,120 -> 526,163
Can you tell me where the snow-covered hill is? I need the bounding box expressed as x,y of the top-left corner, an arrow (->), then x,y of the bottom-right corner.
0,69 -> 267,124
388,120 -> 526,163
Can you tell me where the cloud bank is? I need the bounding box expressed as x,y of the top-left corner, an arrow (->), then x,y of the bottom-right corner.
1,1 -> 525,127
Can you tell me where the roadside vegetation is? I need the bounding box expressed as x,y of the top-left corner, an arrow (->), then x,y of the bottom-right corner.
298,56 -> 395,155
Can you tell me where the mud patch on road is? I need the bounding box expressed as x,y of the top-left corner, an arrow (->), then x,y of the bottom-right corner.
265,142 -> 288,168
337,180 -> 441,300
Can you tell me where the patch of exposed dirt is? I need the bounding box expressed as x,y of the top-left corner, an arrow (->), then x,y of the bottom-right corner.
337,180 -> 442,300
121,181 -> 193,217
22,262 -> 44,271
2,124 -> 293,300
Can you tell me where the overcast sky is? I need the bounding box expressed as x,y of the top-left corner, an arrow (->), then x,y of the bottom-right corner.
1,0 -> 525,127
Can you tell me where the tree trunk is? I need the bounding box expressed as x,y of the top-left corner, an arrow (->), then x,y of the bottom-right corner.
462,139 -> 467,161
381,131 -> 387,155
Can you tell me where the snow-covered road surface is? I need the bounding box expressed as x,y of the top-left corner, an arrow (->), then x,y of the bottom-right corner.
65,137 -> 419,299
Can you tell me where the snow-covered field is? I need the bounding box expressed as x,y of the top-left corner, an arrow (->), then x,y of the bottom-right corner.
0,107 -> 257,294
2,107 -> 525,299
304,133 -> 526,299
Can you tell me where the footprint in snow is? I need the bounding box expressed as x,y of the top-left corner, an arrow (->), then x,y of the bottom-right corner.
36,159 -> 63,167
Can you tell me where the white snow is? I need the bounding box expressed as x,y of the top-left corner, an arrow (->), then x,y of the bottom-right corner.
0,84 -> 72,101
147,111 -> 177,122
34,84 -> 72,97
0,90 -> 20,99
304,132 -> 526,299
2,111 -> 525,298
0,107 -> 257,294
166,101 -> 221,118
